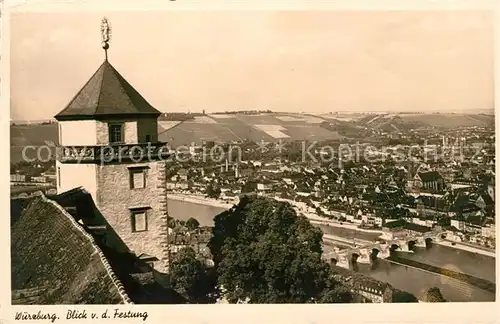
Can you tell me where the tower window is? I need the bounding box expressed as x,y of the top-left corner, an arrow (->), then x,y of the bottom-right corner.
128,166 -> 148,189
57,167 -> 61,187
109,123 -> 124,144
130,209 -> 148,232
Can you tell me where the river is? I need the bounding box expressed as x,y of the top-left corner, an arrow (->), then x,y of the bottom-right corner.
167,198 -> 496,302
167,198 -> 225,226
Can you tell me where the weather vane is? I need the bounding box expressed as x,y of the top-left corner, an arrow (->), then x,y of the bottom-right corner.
101,17 -> 111,61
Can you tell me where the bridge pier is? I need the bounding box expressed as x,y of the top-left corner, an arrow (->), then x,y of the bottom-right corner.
416,237 -> 426,248
377,249 -> 391,259
398,244 -> 412,253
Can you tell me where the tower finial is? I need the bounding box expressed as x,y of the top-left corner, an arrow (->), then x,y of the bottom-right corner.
101,17 -> 111,61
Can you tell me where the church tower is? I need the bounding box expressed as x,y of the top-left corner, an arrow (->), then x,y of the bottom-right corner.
54,18 -> 170,273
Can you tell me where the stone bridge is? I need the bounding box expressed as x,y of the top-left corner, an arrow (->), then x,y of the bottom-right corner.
324,232 -> 442,269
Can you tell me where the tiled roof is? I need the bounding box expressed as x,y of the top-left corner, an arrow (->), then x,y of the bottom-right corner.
417,171 -> 443,183
404,222 -> 431,233
331,266 -> 391,298
55,60 -> 161,120
11,192 -> 130,304
11,197 -> 33,226
384,219 -> 406,229
477,192 -> 494,206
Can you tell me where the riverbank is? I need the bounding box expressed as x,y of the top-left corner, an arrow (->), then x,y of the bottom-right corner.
168,192 -> 236,209
387,255 -> 496,293
308,218 -> 383,234
435,240 -> 496,258
167,192 -> 496,259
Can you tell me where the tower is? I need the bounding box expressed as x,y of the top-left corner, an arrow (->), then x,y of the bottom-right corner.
54,18 -> 171,273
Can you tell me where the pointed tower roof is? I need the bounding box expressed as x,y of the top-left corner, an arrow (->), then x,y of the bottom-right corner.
55,60 -> 161,121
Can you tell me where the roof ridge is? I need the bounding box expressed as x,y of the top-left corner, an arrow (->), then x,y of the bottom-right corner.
94,61 -> 107,116
106,63 -> 137,115
40,193 -> 133,304
55,60 -> 160,120
61,62 -> 107,117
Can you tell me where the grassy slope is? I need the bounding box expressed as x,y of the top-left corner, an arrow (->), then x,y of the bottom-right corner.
10,113 -> 493,162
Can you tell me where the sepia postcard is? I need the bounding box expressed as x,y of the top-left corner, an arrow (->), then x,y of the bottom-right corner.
1,0 -> 498,323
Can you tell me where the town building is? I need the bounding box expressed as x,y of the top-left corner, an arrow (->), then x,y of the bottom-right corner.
382,219 -> 431,239
257,180 -> 274,191
10,174 -> 26,183
412,171 -> 445,192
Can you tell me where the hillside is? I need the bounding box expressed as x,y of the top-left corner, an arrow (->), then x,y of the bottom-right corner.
10,112 -> 494,163
159,113 -> 342,147
10,113 -> 343,162
353,113 -> 494,131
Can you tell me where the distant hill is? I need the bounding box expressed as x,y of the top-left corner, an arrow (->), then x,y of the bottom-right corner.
10,112 -> 494,163
10,113 -> 343,162
353,113 -> 494,131
159,113 -> 343,147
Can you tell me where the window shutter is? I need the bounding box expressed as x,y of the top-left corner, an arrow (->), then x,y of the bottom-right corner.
134,212 -> 147,231
132,171 -> 145,188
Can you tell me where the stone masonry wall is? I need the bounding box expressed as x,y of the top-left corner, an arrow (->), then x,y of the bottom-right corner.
96,121 -> 109,145
96,160 -> 168,273
96,120 -> 139,145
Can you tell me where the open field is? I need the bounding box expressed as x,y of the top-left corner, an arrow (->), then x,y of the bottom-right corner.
10,112 -> 494,162
10,124 -> 58,146
158,113 -> 343,146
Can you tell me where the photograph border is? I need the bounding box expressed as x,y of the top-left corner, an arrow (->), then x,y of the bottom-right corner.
1,0 -> 499,323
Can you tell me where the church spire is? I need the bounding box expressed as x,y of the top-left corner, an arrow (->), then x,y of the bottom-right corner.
101,17 -> 111,61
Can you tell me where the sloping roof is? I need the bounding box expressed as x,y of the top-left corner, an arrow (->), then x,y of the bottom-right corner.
417,171 -> 443,183
404,223 -> 431,233
424,287 -> 446,302
384,219 -> 406,229
10,197 -> 33,226
11,192 -> 130,304
465,214 -> 487,227
449,194 -> 471,213
55,60 -> 161,120
477,192 -> 494,206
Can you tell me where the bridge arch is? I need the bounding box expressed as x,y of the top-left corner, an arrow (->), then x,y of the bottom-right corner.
370,248 -> 380,262
350,252 -> 360,265
407,240 -> 416,251
390,244 -> 400,253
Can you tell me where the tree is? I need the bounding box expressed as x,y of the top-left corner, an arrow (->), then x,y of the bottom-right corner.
185,217 -> 200,231
169,247 -> 218,303
319,284 -> 354,303
206,184 -> 221,199
208,196 -> 332,303
167,216 -> 176,229
424,287 -> 447,302
392,289 -> 419,303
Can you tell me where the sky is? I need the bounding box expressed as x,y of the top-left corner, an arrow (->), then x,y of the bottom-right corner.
10,10 -> 495,120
